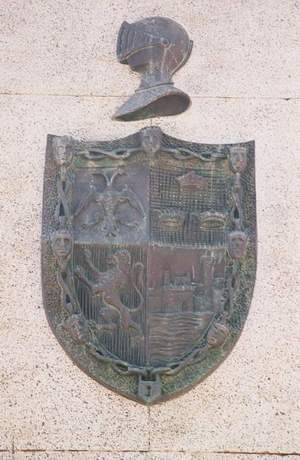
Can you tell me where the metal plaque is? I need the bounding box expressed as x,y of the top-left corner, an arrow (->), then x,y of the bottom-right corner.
113,17 -> 193,121
42,127 -> 256,404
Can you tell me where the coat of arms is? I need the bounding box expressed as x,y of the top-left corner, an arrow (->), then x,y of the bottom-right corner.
42,126 -> 256,404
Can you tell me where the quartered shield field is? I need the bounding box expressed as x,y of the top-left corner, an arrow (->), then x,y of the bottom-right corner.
42,127 -> 256,404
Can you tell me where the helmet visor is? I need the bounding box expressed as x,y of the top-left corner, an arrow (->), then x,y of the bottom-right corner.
116,21 -> 162,64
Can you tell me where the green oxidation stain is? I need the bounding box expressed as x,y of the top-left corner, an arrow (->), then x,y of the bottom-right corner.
61,333 -> 138,395
94,362 -> 137,394
161,334 -> 237,396
74,156 -> 125,169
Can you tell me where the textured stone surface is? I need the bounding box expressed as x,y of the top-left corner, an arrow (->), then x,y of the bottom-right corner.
0,0 -> 300,456
0,95 -> 299,453
13,454 -> 147,460
0,0 -> 299,98
10,453 -> 300,460
0,454 -> 12,460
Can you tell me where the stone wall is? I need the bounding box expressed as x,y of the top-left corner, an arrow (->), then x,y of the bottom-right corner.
0,1 -> 299,459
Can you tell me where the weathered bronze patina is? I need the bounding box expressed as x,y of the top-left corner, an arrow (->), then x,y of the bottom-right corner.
113,17 -> 193,121
42,127 -> 256,404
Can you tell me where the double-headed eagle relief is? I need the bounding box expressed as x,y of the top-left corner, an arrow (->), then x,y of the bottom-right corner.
42,127 -> 256,404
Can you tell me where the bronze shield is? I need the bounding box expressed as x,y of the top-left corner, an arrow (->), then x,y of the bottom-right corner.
42,127 -> 256,404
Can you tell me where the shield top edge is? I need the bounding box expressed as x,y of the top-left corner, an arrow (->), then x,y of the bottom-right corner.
46,128 -> 255,150
46,128 -> 254,164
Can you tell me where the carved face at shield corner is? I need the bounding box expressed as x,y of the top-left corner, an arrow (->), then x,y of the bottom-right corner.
53,142 -> 73,167
229,147 -> 248,173
228,231 -> 247,260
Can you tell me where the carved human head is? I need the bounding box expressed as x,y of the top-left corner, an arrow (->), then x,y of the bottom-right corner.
140,127 -> 162,154
53,137 -> 73,167
207,322 -> 229,347
228,230 -> 248,260
64,314 -> 89,344
51,229 -> 72,268
229,146 -> 248,174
